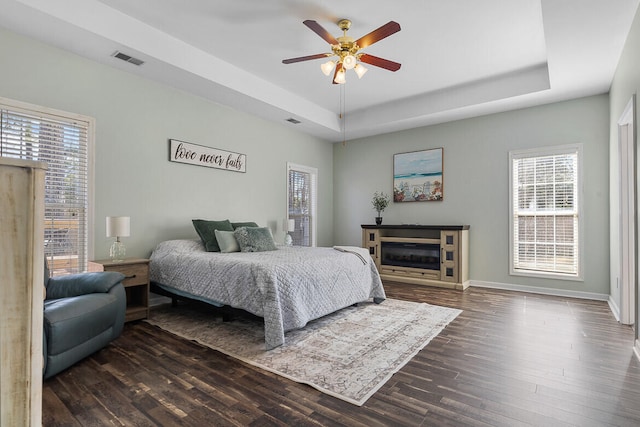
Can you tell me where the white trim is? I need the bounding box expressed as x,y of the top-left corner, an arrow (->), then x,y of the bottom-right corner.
608,294 -> 621,322
619,95 -> 635,125
508,143 -> 584,280
286,162 -> 318,247
0,96 -> 95,270
509,268 -> 584,282
617,95 -> 637,326
469,280 -> 609,301
87,115 -> 96,262
634,339 -> 640,362
0,96 -> 90,123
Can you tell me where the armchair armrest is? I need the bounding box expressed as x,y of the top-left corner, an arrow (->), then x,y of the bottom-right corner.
45,271 -> 125,300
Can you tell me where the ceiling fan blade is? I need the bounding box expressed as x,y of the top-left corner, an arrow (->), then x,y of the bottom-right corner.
355,21 -> 401,49
303,20 -> 339,45
282,53 -> 330,64
359,54 -> 401,71
332,62 -> 344,84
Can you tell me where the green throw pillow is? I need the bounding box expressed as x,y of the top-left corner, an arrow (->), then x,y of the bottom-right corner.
234,227 -> 277,252
231,221 -> 259,229
192,219 -> 234,252
214,229 -> 240,253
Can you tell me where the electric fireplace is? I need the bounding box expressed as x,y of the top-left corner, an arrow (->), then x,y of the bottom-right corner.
381,241 -> 440,270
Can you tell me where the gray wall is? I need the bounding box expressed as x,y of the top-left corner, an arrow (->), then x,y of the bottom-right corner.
609,6 -> 640,329
0,28 -> 334,259
334,95 -> 610,297
0,26 -> 617,299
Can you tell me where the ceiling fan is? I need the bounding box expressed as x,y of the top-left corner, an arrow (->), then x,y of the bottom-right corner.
282,19 -> 401,84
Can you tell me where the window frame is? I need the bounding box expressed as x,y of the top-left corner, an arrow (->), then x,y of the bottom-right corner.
286,162 -> 318,247
0,96 -> 95,274
508,143 -> 584,281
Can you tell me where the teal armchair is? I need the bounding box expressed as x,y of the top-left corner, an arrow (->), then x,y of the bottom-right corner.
43,262 -> 126,379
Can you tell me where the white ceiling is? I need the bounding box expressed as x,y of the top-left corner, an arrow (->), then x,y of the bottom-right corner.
1,0 -> 638,142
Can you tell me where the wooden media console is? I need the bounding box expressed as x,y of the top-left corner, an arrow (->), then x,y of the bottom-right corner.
362,224 -> 470,290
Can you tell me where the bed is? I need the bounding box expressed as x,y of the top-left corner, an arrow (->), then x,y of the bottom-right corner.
149,239 -> 386,349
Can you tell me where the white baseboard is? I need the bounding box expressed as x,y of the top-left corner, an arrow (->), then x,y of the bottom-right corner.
608,295 -> 621,322
634,340 -> 640,362
469,280 -> 610,301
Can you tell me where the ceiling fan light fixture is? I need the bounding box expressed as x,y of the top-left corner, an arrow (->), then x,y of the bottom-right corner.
282,19 -> 401,85
342,54 -> 357,70
321,60 -> 336,76
354,63 -> 368,78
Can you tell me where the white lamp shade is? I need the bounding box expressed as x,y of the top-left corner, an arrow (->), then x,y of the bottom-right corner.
334,69 -> 346,84
342,54 -> 357,70
354,63 -> 368,78
321,60 -> 336,76
283,218 -> 295,232
106,216 -> 130,237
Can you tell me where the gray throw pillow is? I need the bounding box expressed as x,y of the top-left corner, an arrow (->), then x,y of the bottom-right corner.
231,221 -> 259,229
192,219 -> 234,252
234,227 -> 277,252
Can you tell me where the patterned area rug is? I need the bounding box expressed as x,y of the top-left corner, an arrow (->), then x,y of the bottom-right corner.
146,298 -> 461,406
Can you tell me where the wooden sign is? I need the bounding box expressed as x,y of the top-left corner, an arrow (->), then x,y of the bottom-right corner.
169,139 -> 246,173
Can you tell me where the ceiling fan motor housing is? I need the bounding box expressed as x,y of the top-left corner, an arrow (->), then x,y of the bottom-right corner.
337,19 -> 352,31
334,19 -> 359,62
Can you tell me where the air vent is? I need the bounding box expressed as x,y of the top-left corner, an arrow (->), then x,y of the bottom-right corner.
285,118 -> 301,124
112,51 -> 144,66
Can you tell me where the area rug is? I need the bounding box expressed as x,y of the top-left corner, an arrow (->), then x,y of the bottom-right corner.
145,298 -> 461,406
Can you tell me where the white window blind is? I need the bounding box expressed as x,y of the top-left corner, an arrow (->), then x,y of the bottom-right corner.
510,145 -> 582,279
287,163 -> 317,247
1,100 -> 91,275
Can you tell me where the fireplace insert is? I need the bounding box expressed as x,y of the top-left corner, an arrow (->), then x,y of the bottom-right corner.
381,241 -> 440,270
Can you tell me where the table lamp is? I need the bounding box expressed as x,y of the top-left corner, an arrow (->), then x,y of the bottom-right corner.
284,218 -> 295,246
106,216 -> 130,262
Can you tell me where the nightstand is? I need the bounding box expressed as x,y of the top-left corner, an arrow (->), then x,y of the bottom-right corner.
88,258 -> 150,322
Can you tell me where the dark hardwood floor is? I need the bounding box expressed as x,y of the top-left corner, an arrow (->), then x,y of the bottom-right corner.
42,283 -> 640,426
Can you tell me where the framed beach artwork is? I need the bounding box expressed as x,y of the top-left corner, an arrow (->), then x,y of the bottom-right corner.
393,148 -> 443,202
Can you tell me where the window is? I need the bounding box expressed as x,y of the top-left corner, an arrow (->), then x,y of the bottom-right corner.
287,163 -> 317,247
509,144 -> 582,280
1,97 -> 93,275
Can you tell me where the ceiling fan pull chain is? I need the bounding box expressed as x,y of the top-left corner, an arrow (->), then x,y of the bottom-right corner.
341,84 -> 347,146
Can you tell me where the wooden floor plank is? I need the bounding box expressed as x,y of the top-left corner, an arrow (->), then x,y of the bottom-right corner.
41,387 -> 81,427
43,283 -> 640,426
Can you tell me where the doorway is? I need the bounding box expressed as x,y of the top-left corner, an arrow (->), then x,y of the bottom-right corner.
619,96 -> 636,326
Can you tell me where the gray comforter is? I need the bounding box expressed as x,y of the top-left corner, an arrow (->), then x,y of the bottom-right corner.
149,239 -> 386,349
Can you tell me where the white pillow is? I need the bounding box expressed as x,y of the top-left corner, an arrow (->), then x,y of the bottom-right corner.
214,229 -> 240,253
